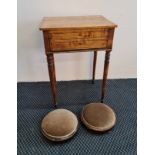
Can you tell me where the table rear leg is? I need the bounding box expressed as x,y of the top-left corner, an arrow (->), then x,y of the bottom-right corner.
92,51 -> 97,84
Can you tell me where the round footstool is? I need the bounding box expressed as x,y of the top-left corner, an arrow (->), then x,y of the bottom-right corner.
41,109 -> 78,141
81,103 -> 116,132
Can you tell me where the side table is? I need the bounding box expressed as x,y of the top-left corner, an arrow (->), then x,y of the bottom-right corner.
39,15 -> 117,107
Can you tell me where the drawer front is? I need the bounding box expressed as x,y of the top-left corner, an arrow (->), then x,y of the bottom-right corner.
50,29 -> 108,40
50,39 -> 107,51
49,29 -> 108,51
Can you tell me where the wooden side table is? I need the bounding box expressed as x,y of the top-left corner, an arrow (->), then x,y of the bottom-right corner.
39,15 -> 117,107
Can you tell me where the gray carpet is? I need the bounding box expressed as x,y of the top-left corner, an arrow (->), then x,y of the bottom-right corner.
17,79 -> 137,155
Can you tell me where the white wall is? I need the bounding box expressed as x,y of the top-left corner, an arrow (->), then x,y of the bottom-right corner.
17,0 -> 137,82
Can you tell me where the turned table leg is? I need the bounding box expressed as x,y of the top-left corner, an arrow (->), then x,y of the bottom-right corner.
47,53 -> 57,108
101,50 -> 111,103
92,51 -> 97,84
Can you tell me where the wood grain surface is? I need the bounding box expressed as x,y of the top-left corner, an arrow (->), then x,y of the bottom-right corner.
39,15 -> 117,30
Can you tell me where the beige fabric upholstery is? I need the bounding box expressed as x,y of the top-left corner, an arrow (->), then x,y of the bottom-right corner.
41,109 -> 78,141
81,103 -> 116,132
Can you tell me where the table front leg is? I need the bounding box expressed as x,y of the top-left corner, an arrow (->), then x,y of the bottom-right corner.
101,50 -> 111,103
92,50 -> 97,84
47,53 -> 57,108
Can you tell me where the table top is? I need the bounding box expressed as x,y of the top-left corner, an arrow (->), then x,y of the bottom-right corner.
39,15 -> 117,30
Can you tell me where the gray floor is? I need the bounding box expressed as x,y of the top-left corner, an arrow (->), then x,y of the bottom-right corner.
17,79 -> 137,155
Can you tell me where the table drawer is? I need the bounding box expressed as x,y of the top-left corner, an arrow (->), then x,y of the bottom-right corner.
49,29 -> 108,51
50,38 -> 107,51
50,29 -> 108,40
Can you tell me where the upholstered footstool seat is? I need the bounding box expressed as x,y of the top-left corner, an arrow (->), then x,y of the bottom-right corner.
81,103 -> 116,132
41,109 -> 78,141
